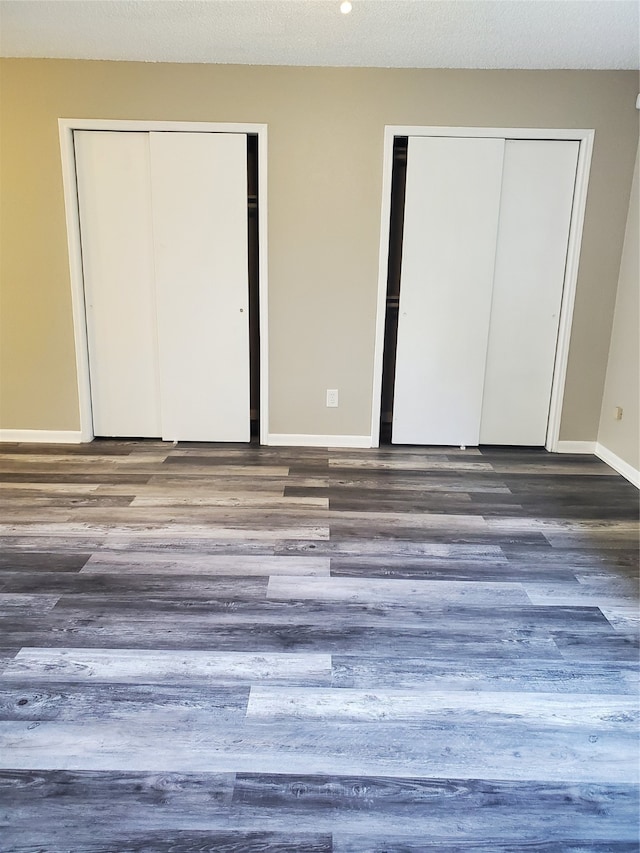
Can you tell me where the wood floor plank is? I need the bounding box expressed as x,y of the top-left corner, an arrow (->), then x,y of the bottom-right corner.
0,483 -> 101,494
82,552 -> 331,576
246,685 -> 638,729
145,474 -> 329,491
501,545 -> 639,570
3,831 -> 333,853
0,680 -> 250,723
232,773 -> 639,843
2,770 -> 636,846
490,462 -> 615,476
274,537 -> 556,557
332,543 -> 509,560
288,480 -> 514,494
333,837 -> 639,852
329,509 -> 490,530
328,495 -> 478,514
0,621 -> 568,657
130,495 -> 329,508
486,517 -> 640,536
0,594 -> 60,615
0,571 -> 269,597
0,550 -> 94,573
0,717 -> 635,783
0,536 -> 280,555
1,648 -> 333,685
328,522 -> 551,545
1,506 -> 332,526
524,579 -> 639,607
151,464 -> 291,476
329,554 -> 579,582
267,575 -> 530,605
600,606 -> 640,633
0,440 -> 169,455
331,655 -> 640,694
553,634 -> 639,662
0,472 -> 153,484
328,458 -> 493,472
0,521 -> 331,541
0,495 -> 135,510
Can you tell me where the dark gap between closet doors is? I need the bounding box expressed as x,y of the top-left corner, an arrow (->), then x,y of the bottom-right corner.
380,135 -> 408,444
247,134 -> 261,440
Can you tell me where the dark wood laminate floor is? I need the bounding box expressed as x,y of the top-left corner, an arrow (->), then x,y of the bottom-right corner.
0,440 -> 638,852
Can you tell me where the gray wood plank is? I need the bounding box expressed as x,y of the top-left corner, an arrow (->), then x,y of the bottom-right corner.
267,575 -> 530,605
329,550 -> 582,582
245,685 -> 639,729
0,593 -> 60,615
554,634 -> 640,662
82,552 -> 331,576
232,773 -> 639,843
1,648 -> 332,685
333,837 -> 639,852
331,656 -> 640,694
0,717 -> 636,783
0,621 -> 568,657
600,607 -> 640,633
0,680 -> 250,723
3,770 -> 636,846
2,828 -> 333,853
0,571 -> 269,596
0,520 -> 330,540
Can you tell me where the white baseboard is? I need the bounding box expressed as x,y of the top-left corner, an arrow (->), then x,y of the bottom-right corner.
0,429 -> 85,444
553,440 -> 596,454
267,433 -> 372,448
595,442 -> 640,487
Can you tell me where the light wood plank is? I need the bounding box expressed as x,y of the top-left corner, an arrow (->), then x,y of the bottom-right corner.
267,576 -> 529,605
82,553 -> 331,576
246,685 -> 638,728
2,649 -> 333,685
0,718 -> 636,783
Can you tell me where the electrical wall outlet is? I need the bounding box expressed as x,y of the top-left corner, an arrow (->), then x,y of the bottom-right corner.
326,389 -> 339,408
614,406 -> 623,421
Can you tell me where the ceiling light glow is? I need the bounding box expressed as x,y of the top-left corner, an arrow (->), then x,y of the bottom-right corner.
340,1 -> 352,14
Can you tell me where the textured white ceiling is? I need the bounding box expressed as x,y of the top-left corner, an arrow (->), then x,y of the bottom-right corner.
0,0 -> 638,70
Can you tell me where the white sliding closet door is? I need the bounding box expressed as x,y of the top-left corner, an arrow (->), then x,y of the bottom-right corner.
392,136 -> 505,446
75,131 -> 161,438
479,140 -> 579,445
149,133 -> 250,442
75,130 -> 251,442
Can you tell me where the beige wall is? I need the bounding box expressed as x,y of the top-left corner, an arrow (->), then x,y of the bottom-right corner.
598,141 -> 639,472
0,60 -> 637,439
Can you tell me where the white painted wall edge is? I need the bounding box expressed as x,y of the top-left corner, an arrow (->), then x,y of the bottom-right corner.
595,442 -> 640,488
257,126 -> 270,446
59,120 -> 94,441
554,440 -> 597,453
545,130 -> 595,452
61,119 -> 267,134
267,434 -> 372,448
0,430 -> 85,444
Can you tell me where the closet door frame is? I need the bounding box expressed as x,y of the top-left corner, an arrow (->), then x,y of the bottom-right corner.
370,125 -> 594,452
59,118 -> 269,444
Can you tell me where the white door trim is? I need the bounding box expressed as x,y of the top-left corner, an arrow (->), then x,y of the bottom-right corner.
59,118 -> 269,444
370,125 -> 595,451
